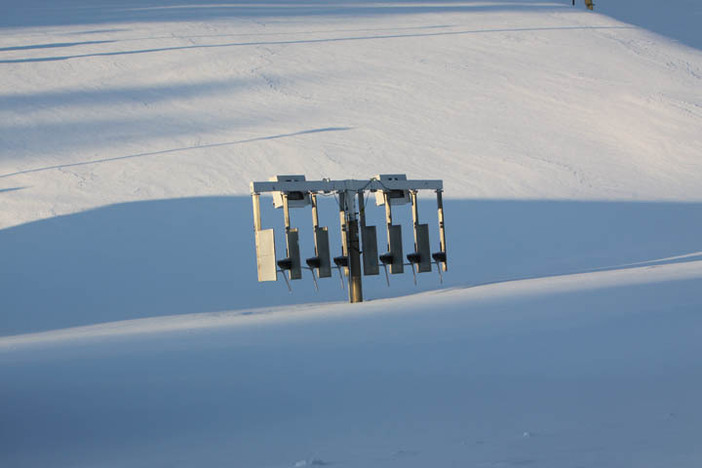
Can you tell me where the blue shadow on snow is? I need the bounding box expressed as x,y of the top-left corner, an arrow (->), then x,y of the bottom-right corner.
1,196 -> 701,335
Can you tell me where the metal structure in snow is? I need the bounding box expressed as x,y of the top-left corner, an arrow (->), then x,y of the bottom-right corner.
251,174 -> 447,303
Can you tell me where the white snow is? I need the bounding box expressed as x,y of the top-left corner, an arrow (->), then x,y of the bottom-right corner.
1,0 -> 702,467
2,260 -> 702,467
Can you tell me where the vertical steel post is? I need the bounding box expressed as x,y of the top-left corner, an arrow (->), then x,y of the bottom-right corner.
345,190 -> 363,303
310,192 -> 318,255
384,191 -> 393,249
310,193 -> 319,230
358,191 -> 366,230
411,190 -> 419,249
283,193 -> 291,259
310,192 -> 319,259
338,191 -> 348,260
436,189 -> 447,271
283,194 -> 291,233
252,192 -> 262,232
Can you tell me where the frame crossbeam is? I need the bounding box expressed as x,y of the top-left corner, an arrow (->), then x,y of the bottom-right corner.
251,178 -> 442,194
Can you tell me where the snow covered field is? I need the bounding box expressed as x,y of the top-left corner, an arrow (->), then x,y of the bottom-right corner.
3,262 -> 702,467
1,1 -> 702,466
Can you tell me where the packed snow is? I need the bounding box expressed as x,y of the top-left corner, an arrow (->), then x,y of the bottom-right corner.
1,1 -> 701,467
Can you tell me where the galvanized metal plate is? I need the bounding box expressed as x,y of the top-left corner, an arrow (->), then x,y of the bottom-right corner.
362,225 -> 379,276
286,229 -> 302,280
255,229 -> 277,282
315,227 -> 332,278
415,223 -> 432,273
388,224 -> 404,274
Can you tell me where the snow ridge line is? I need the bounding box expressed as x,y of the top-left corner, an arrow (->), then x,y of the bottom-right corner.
2,260 -> 700,350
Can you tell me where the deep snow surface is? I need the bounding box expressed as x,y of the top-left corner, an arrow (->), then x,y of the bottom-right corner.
1,1 -> 702,467
3,261 -> 702,467
1,0 -> 702,329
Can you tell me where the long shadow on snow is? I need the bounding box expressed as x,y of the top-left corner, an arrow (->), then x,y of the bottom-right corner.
0,77 -> 257,113
1,196 -> 701,336
0,25 -> 631,64
0,40 -> 116,52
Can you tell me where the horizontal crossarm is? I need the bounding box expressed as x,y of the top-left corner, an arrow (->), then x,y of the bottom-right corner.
250,178 -> 442,194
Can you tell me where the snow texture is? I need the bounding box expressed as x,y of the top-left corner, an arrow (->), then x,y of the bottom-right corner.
1,1 -> 701,467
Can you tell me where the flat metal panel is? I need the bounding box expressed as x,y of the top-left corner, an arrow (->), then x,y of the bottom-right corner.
255,229 -> 277,282
362,226 -> 379,276
388,224 -> 404,274
287,229 -> 302,280
315,227 -> 332,278
416,223 -> 432,273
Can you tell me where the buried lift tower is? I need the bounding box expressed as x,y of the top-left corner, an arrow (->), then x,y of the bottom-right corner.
251,175 -> 447,304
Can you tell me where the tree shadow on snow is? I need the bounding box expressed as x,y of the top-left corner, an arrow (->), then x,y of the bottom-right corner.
0,25 -> 633,64
1,196 -> 701,335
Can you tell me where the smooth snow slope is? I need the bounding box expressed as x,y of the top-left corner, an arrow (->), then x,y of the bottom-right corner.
2,0 -> 702,230
1,0 -> 702,332
2,260 -> 702,467
2,1 -> 702,467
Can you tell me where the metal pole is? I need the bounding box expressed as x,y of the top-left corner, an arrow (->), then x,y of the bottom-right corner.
310,193 -> 319,230
437,189 -> 447,271
338,192 -> 348,260
384,191 -> 393,251
345,190 -> 363,303
410,190 -> 419,250
252,192 -> 262,232
358,191 -> 366,230
310,192 -> 319,256
282,193 -> 292,263
283,193 -> 291,233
